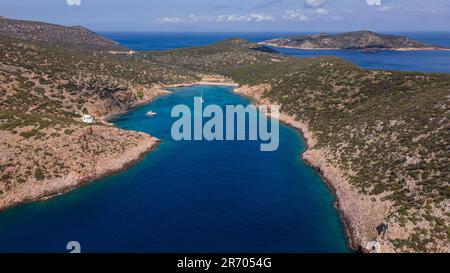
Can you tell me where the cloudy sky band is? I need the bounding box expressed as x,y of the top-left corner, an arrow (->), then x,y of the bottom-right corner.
0,0 -> 447,31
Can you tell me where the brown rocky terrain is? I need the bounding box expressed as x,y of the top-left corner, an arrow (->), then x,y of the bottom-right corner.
235,83 -> 449,253
0,126 -> 160,210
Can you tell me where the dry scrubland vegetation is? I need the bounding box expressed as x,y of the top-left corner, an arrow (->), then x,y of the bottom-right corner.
0,18 -> 197,208
147,39 -> 449,252
0,18 -> 448,252
0,35 -> 196,181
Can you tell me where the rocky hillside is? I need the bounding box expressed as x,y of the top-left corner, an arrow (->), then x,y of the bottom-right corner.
261,31 -> 446,51
0,17 -> 126,51
228,59 -> 450,253
0,20 -> 198,211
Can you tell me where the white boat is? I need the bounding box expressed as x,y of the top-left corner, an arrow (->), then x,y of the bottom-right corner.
200,87 -> 205,103
146,111 -> 157,117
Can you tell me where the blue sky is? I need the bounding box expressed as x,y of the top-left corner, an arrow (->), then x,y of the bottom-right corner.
1,0 -> 449,31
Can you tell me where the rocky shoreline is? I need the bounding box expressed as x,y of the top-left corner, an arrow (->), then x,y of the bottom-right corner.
233,84 -> 395,252
0,85 -> 169,212
0,80 -> 238,212
162,81 -> 239,89
0,127 -> 161,212
110,79 -> 378,251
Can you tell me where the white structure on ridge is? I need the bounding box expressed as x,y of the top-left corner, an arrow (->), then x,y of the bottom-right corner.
82,114 -> 94,124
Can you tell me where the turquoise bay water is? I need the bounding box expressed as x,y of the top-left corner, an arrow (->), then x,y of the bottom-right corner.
0,86 -> 349,252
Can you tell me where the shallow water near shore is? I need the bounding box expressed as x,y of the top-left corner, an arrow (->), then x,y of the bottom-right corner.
0,85 -> 350,252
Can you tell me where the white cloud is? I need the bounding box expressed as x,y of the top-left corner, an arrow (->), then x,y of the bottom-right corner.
155,13 -> 274,24
66,0 -> 81,6
216,13 -> 274,22
282,8 -> 332,21
155,14 -> 212,24
155,7 -> 336,25
216,15 -> 239,22
247,13 -> 275,22
187,14 -> 210,23
315,8 -> 330,16
377,6 -> 393,12
283,9 -> 309,21
367,0 -> 382,6
305,0 -> 329,8
155,17 -> 183,24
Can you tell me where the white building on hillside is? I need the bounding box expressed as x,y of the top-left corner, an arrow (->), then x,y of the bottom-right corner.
82,114 -> 94,124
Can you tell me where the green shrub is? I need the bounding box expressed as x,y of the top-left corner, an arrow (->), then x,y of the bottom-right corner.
34,168 -> 45,181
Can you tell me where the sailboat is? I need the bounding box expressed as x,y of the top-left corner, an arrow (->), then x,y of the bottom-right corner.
200,86 -> 205,103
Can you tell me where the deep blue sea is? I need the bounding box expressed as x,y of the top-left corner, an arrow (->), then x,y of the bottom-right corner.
0,32 -> 448,253
103,31 -> 450,73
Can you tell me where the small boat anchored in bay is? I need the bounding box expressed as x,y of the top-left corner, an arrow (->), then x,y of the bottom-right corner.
200,86 -> 205,103
146,111 -> 157,117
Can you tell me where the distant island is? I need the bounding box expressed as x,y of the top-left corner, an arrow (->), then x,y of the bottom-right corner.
260,31 -> 449,52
